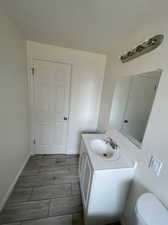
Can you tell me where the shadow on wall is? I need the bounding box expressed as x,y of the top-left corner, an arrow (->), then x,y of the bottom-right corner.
123,180 -> 148,225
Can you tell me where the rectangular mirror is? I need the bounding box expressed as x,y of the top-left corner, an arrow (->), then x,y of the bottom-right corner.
110,70 -> 161,147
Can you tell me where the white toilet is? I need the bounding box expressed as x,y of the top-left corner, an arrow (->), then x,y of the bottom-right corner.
135,193 -> 168,225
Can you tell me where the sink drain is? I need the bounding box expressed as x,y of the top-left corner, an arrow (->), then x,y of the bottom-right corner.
103,153 -> 108,157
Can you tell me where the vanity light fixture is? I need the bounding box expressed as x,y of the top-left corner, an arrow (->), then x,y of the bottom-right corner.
120,34 -> 164,63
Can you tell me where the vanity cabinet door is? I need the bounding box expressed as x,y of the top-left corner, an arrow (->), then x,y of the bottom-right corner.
81,155 -> 92,207
79,140 -> 86,176
79,152 -> 86,184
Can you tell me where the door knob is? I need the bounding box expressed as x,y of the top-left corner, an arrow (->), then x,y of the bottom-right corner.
124,120 -> 128,123
64,117 -> 68,120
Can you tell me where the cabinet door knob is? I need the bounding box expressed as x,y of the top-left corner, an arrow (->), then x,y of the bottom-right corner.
64,117 -> 68,120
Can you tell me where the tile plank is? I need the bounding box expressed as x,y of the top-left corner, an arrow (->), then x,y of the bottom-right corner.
0,200 -> 50,224
25,158 -> 58,171
49,196 -> 82,216
69,166 -> 79,176
21,170 -> 39,177
24,160 -> 41,171
16,174 -> 54,188
0,155 -> 83,225
41,154 -> 67,159
22,215 -> 72,225
53,174 -> 79,185
29,155 -> 43,160
39,166 -> 70,175
72,183 -> 81,196
7,188 -> 32,203
30,184 -> 71,200
1,223 -> 21,225
66,157 -> 79,166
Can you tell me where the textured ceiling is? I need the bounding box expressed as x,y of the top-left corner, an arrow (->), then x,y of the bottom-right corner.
0,0 -> 168,53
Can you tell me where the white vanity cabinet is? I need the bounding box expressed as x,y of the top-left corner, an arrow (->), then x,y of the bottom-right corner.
79,138 -> 135,225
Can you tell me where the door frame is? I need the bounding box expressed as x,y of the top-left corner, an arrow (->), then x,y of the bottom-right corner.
27,51 -> 72,155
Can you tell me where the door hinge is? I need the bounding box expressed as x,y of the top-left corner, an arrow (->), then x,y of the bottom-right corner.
33,139 -> 36,145
31,67 -> 35,80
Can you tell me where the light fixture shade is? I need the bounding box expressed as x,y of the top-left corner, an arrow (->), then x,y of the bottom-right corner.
120,34 -> 164,63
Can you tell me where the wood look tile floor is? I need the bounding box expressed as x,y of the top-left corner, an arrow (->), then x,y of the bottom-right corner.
0,155 -> 83,225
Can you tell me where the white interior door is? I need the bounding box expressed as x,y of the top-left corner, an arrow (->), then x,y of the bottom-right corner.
33,60 -> 71,154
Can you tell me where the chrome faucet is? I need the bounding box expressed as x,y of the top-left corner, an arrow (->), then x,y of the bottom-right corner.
104,137 -> 118,151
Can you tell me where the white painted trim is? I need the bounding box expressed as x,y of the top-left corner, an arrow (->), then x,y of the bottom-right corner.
65,64 -> 73,155
0,153 -> 31,211
33,57 -> 72,66
27,41 -> 35,155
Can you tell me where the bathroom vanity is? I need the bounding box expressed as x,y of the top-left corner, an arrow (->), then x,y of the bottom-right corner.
79,133 -> 136,225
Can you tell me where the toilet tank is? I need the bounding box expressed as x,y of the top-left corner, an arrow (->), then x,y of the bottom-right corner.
135,193 -> 168,225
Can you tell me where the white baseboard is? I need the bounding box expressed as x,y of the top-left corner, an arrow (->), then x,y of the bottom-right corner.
0,153 -> 31,211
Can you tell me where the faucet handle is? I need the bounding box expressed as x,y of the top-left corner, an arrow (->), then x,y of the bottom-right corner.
113,142 -> 119,150
107,137 -> 114,144
109,137 -> 113,142
104,138 -> 109,144
109,138 -> 119,150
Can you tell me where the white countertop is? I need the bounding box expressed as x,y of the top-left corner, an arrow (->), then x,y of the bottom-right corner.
81,133 -> 136,171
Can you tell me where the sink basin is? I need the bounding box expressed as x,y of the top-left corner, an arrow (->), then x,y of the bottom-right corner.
90,139 -> 119,160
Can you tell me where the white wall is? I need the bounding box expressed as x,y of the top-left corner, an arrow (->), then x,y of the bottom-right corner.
98,16 -> 168,225
97,55 -> 116,132
28,41 -> 106,154
0,8 -> 29,209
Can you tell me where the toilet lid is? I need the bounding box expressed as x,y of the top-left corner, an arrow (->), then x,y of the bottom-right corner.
136,193 -> 168,225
